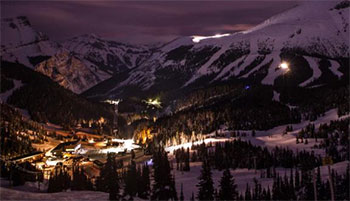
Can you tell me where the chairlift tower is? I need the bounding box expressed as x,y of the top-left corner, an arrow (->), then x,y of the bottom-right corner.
104,99 -> 121,137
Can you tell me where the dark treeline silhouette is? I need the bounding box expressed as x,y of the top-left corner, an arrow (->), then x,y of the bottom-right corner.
0,104 -> 41,158
241,164 -> 349,201
1,61 -> 114,132
188,139 -> 321,171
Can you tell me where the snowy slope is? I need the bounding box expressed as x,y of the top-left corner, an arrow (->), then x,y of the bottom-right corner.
2,1 -> 349,97
299,56 -> 322,87
1,16 -> 59,68
106,1 -> 349,96
63,34 -> 151,74
0,80 -> 23,103
1,18 -> 113,94
329,59 -> 343,78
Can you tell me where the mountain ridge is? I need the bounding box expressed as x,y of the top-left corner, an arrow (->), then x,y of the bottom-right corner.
1,1 -> 349,98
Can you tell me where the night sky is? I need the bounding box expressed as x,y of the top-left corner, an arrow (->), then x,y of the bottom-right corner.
2,1 -> 297,44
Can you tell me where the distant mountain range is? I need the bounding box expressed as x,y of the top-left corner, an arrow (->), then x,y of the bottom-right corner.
1,1 -> 349,97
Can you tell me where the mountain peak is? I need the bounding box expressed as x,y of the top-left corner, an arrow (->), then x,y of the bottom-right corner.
2,16 -> 32,27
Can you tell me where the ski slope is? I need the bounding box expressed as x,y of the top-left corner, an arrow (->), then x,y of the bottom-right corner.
0,80 -> 23,103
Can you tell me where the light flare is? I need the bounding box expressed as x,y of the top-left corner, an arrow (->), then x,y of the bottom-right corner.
279,62 -> 289,70
102,138 -> 140,153
103,99 -> 121,105
143,98 -> 162,108
192,33 -> 230,43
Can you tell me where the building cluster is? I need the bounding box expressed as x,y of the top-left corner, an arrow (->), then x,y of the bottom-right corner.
9,137 -> 143,181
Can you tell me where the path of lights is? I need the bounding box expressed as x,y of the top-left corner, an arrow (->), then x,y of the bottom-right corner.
192,33 -> 230,43
165,137 -> 233,154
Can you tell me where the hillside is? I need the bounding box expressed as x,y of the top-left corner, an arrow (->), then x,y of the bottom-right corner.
2,1 -> 348,98
86,1 -> 349,101
1,61 -> 113,130
63,34 -> 152,74
1,17 -> 111,93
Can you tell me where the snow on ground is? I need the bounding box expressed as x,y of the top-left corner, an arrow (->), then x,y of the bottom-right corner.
213,55 -> 246,81
233,53 -> 258,76
299,56 -> 322,87
239,108 -> 349,155
165,108 -> 349,156
165,138 -> 232,154
329,59 -> 343,78
184,43 -> 230,86
1,160 -> 347,200
241,54 -> 272,78
318,160 -> 349,180
272,90 -> 280,102
174,162 -> 275,198
261,53 -> 282,85
174,160 -> 350,199
1,107 -> 348,199
0,187 -> 109,200
0,80 -> 23,103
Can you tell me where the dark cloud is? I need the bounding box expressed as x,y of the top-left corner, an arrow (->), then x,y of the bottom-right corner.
1,1 -> 297,44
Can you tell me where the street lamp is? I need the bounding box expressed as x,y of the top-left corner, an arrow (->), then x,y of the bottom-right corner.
103,99 -> 122,136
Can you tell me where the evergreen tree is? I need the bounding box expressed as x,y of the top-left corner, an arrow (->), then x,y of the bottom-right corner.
47,172 -> 56,193
183,148 -> 190,171
295,169 -> 300,190
151,148 -> 177,200
252,130 -> 256,137
124,160 -> 137,198
244,183 -> 252,200
138,164 -> 151,199
71,165 -> 92,191
96,153 -> 119,200
180,183 -> 184,201
190,192 -> 195,201
218,168 -> 238,200
272,176 -> 280,200
47,166 -> 70,193
266,186 -> 271,200
197,160 -> 214,201
12,168 -> 25,186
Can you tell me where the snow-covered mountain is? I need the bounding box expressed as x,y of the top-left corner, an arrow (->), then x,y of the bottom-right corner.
1,17 -> 134,93
1,1 -> 349,97
1,16 -> 59,68
63,34 -> 151,74
0,16 -> 154,94
35,51 -> 111,94
97,1 -> 348,98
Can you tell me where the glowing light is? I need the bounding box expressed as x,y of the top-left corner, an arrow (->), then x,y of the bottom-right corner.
103,99 -> 121,105
88,139 -> 95,143
45,158 -> 64,166
279,62 -> 289,70
165,138 -> 232,153
146,159 -> 153,166
101,147 -> 123,154
102,139 -> 140,153
192,33 -> 230,43
143,98 -> 162,108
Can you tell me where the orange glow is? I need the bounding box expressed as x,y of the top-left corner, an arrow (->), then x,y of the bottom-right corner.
136,128 -> 153,144
279,62 -> 289,70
